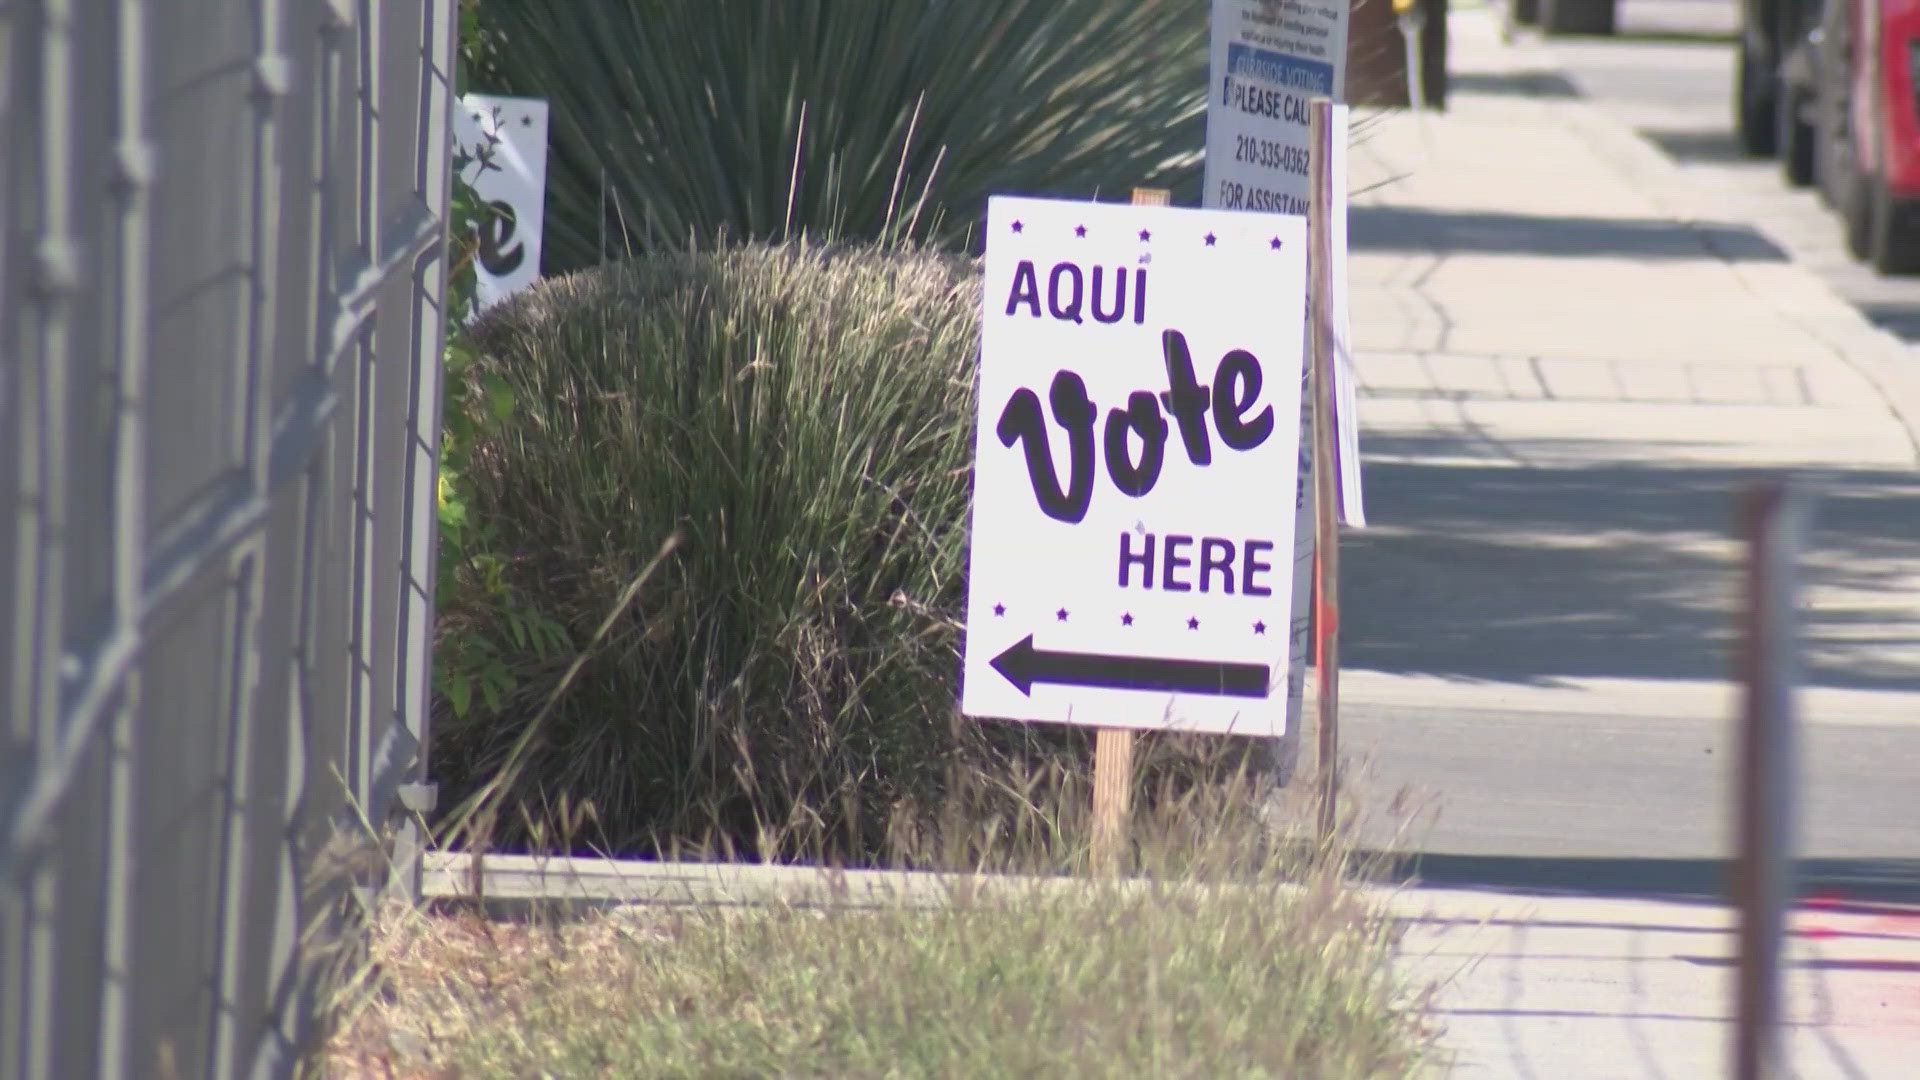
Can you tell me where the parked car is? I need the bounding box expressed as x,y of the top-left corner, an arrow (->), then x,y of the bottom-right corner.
1817,0 -> 1920,272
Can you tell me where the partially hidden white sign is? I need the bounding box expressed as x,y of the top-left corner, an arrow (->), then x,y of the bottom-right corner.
963,196 -> 1307,736
1204,0 -> 1364,529
1204,0 -> 1348,216
453,93 -> 550,315
1202,0 -> 1362,779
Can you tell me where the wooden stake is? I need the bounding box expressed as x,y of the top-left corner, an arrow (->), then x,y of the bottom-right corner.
1307,101 -> 1342,841
1092,726 -> 1136,872
1089,186 -> 1171,874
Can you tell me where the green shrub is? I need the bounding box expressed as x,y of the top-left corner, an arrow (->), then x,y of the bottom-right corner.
469,0 -> 1207,271
435,241 -> 1009,856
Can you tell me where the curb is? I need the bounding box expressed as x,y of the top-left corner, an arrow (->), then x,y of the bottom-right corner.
416,850 -> 1588,927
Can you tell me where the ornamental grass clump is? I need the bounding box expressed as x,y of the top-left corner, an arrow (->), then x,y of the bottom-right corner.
435,241 -> 1001,856
334,773 -> 1437,1079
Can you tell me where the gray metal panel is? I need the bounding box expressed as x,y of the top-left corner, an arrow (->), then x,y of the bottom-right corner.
0,1 -> 455,1076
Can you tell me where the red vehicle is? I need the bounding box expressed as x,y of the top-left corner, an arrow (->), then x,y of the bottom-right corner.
1818,0 -> 1920,272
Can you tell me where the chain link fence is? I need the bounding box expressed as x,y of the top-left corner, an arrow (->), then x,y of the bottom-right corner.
3,1 -> 455,1075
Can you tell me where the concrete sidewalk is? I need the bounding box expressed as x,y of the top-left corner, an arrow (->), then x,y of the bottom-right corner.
1394,886 -> 1920,1077
1335,6 -> 1920,1075
1333,4 -> 1920,868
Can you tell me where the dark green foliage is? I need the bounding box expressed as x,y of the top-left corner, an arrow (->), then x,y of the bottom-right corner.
469,0 -> 1208,271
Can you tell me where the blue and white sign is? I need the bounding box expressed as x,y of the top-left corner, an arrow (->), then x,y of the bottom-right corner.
1205,0 -> 1348,217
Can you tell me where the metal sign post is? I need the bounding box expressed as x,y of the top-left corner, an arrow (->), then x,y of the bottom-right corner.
1731,479 -> 1811,1080
1396,0 -> 1429,111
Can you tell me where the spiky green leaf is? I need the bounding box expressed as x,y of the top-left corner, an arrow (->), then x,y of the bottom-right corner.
471,0 -> 1208,270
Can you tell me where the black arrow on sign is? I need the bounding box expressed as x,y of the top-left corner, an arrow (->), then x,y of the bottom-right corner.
989,634 -> 1270,698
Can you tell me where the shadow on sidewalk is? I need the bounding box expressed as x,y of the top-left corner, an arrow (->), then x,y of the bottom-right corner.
1370,851 -> 1920,903
1853,302 -> 1920,343
1351,206 -> 1790,262
1637,127 -> 1749,166
1344,435 -> 1920,692
1447,70 -> 1581,98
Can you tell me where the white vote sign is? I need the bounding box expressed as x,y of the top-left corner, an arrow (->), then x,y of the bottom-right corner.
962,196 -> 1307,736
453,93 -> 550,316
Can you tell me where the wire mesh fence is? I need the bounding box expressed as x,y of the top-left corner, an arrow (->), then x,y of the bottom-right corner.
2,1 -> 454,1075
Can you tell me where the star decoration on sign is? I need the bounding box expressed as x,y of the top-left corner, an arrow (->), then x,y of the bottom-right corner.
1012,220 -> 1024,233
1204,233 -> 1217,246
993,603 -> 1006,617
1187,616 -> 1200,630
1056,607 -> 1069,622
1121,613 -> 1134,626
1138,228 -> 1152,242
1270,237 -> 1284,250
1075,225 -> 1087,238
1254,620 -> 1267,635
521,115 -> 533,126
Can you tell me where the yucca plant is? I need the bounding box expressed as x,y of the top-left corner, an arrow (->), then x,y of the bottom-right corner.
470,0 -> 1208,271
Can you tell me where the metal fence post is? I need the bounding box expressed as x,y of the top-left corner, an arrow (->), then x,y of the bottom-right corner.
1731,478 -> 1811,1080
1,2 -> 457,1074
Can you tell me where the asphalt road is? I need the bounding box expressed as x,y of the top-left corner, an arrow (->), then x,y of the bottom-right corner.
1539,0 -> 1920,342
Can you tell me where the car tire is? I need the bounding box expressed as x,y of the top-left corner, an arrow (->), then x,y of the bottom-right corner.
1868,180 -> 1920,274
1779,89 -> 1816,186
1843,166 -> 1873,260
1815,116 -> 1844,206
1817,88 -> 1855,209
1736,43 -> 1778,156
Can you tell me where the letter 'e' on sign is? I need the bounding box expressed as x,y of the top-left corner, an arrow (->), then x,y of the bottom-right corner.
453,94 -> 550,316
962,196 -> 1308,737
